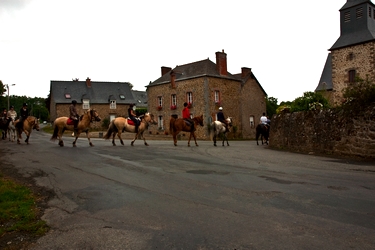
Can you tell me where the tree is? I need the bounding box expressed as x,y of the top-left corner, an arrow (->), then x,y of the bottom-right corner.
266,96 -> 278,118
0,80 -> 5,96
290,91 -> 329,112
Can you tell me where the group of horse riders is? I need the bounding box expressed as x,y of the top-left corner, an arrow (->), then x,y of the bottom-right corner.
1,103 -> 29,139
69,100 -> 141,134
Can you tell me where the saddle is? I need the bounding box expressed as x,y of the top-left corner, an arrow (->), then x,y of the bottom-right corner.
67,118 -> 75,125
127,117 -> 141,126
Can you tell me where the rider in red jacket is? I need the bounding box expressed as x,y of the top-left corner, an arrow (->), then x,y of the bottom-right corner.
182,102 -> 194,131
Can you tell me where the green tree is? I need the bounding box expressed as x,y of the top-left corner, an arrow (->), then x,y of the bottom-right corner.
266,96 -> 278,118
342,76 -> 375,111
290,91 -> 329,112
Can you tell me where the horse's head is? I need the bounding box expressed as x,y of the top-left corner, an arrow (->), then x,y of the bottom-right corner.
144,112 -> 158,125
90,109 -> 101,122
226,117 -> 233,127
26,116 -> 40,131
194,115 -> 204,127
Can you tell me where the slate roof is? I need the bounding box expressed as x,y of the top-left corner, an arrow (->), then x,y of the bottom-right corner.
340,0 -> 370,10
149,59 -> 240,86
131,90 -> 148,107
50,80 -> 137,104
315,54 -> 333,91
330,0 -> 375,50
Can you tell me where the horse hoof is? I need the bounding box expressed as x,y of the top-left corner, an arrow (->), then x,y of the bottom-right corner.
90,143 -> 93,147
145,143 -> 149,146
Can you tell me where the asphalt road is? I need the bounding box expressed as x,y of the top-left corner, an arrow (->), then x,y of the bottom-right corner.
1,130 -> 375,249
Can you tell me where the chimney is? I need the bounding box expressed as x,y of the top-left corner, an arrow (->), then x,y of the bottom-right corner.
170,70 -> 176,88
86,77 -> 91,88
241,67 -> 252,78
216,49 -> 227,76
161,66 -> 171,76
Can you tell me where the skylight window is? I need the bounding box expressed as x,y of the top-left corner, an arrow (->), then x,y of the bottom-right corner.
65,94 -> 71,99
119,94 -> 125,100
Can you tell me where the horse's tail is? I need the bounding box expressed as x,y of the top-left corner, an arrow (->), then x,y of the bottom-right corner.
169,116 -> 175,134
50,123 -> 59,141
103,120 -> 116,140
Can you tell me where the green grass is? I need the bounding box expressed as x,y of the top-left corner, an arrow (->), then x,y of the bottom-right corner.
0,175 -> 49,236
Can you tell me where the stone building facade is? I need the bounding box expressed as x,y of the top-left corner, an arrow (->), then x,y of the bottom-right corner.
146,50 -> 267,139
316,0 -> 375,106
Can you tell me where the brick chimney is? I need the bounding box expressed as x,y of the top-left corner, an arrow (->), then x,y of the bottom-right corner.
86,77 -> 91,88
170,70 -> 176,88
216,49 -> 227,76
241,67 -> 252,78
161,66 -> 171,76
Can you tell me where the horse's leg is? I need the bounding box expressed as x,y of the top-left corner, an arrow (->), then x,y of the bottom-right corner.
117,132 -> 124,146
226,133 -> 229,146
256,132 -> 259,146
213,133 -> 217,146
130,132 -> 138,146
173,132 -> 178,146
86,131 -> 93,147
192,132 -> 198,146
140,131 -> 149,146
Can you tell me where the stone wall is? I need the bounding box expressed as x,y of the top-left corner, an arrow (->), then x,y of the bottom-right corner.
269,106 -> 375,159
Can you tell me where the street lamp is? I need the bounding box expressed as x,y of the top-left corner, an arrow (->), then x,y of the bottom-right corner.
5,84 -> 16,111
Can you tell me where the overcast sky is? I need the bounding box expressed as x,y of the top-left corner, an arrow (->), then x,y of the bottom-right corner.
0,0 -> 347,103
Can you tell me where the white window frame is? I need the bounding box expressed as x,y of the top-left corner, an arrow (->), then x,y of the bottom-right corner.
82,99 -> 90,109
158,96 -> 163,107
187,92 -> 193,104
158,115 -> 163,129
110,100 -> 116,109
171,94 -> 177,106
214,90 -> 220,103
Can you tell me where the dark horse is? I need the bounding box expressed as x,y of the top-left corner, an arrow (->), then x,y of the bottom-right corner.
169,115 -> 204,146
0,117 -> 11,140
256,123 -> 269,145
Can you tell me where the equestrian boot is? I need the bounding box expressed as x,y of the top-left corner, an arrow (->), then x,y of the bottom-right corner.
135,125 -> 139,133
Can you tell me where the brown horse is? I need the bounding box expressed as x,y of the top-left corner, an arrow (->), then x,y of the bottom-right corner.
14,116 -> 40,144
50,109 -> 101,147
0,117 -> 11,140
169,115 -> 204,146
256,123 -> 269,145
103,112 -> 157,146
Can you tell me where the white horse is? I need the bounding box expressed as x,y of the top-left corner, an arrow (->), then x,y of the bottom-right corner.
7,119 -> 16,142
211,117 -> 232,146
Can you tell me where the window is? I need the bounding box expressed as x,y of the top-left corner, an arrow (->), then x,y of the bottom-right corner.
171,94 -> 177,109
186,92 -> 193,104
349,70 -> 356,83
356,7 -> 363,19
119,94 -> 125,100
369,7 -> 372,17
158,96 -> 163,107
158,116 -> 163,130
214,90 -> 220,103
82,99 -> 90,109
110,100 -> 116,109
65,94 -> 71,99
344,11 -> 351,22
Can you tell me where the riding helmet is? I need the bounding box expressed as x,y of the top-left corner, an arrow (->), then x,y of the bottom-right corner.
219,107 -> 223,110
72,100 -> 77,104
10,105 -> 14,109
23,103 -> 27,106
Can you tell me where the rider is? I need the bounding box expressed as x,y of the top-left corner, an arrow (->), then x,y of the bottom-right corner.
182,102 -> 194,131
17,103 -> 29,130
260,112 -> 270,130
217,107 -> 228,132
69,100 -> 79,133
128,104 -> 140,133
2,108 -> 7,120
7,106 -> 17,121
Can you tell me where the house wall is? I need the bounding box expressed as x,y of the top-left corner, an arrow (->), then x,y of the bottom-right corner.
331,41 -> 375,106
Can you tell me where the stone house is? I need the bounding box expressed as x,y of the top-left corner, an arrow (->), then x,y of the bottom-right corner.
146,50 -> 267,139
49,78 -> 138,129
316,0 -> 375,106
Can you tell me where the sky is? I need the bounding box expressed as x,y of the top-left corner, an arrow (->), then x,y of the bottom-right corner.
0,0 -> 347,103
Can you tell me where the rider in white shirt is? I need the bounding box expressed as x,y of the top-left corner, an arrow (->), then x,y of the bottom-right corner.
260,113 -> 268,125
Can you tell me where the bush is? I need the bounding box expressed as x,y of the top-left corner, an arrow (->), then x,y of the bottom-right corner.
342,76 -> 375,111
290,91 -> 329,112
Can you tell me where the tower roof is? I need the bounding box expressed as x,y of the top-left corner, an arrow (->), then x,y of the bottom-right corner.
340,0 -> 371,10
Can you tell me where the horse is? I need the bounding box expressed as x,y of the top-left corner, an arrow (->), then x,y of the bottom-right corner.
211,117 -> 232,146
50,109 -> 101,147
14,116 -> 40,144
256,123 -> 269,145
0,117 -> 11,140
169,114 -> 204,147
103,112 -> 157,146
7,119 -> 16,142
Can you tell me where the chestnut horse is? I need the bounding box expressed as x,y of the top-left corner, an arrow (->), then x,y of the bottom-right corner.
103,112 -> 157,146
211,117 -> 232,146
169,115 -> 204,146
50,109 -> 101,147
14,116 -> 40,144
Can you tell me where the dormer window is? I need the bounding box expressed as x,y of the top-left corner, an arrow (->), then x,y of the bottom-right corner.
65,94 -> 71,99
110,100 -> 116,109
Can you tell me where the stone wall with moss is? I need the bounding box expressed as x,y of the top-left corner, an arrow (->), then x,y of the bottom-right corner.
269,106 -> 375,158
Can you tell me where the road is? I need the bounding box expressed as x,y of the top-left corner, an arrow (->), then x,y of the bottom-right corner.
1,130 -> 375,249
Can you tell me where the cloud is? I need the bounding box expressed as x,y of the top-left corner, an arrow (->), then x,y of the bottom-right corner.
0,0 -> 33,13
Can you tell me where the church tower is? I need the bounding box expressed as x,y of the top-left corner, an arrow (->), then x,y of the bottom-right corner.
316,0 -> 375,106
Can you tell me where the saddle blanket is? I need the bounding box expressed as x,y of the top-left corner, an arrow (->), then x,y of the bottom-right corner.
67,118 -> 75,125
